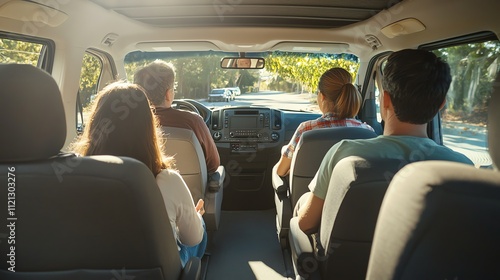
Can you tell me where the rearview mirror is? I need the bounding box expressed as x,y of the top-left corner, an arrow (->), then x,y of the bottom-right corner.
220,57 -> 265,69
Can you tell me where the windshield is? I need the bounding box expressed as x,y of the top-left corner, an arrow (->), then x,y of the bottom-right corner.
124,51 -> 359,113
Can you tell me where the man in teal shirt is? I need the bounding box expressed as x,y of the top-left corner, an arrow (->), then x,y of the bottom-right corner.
297,49 -> 473,234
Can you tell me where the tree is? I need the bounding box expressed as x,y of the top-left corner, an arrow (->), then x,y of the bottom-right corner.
434,41 -> 500,122
79,53 -> 102,108
0,39 -> 42,65
265,52 -> 359,93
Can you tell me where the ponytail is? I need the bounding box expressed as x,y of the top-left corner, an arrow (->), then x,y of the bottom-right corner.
334,83 -> 362,119
318,67 -> 361,119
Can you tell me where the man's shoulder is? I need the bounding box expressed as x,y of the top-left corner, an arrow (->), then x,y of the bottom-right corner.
171,108 -> 203,119
158,108 -> 204,127
337,135 -> 384,147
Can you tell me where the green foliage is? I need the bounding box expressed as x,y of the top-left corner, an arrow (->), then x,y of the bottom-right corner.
124,52 -> 261,98
0,39 -> 42,65
265,52 -> 359,93
236,70 -> 259,93
79,53 -> 102,108
434,41 -> 500,122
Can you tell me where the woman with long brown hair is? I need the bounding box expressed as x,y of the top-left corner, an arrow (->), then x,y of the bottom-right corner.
275,67 -> 374,176
71,81 -> 206,266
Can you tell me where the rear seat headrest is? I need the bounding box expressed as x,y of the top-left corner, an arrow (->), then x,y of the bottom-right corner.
0,64 -> 66,162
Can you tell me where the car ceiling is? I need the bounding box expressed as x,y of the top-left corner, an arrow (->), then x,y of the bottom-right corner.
0,0 -> 499,62
88,0 -> 403,28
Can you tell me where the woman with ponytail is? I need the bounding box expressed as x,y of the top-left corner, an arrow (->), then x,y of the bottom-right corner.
276,67 -> 374,176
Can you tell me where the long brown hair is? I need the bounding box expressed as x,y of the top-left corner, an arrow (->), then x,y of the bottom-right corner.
71,82 -> 173,176
318,67 -> 362,119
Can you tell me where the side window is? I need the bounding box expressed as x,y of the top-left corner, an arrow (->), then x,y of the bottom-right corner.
76,52 -> 103,134
374,59 -> 387,123
433,40 -> 500,168
0,35 -> 54,71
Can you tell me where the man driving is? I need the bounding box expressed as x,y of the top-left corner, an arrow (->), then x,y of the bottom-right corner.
134,60 -> 221,173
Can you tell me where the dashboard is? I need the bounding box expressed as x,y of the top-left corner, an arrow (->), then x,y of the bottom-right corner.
207,106 -> 321,210
174,100 -> 321,210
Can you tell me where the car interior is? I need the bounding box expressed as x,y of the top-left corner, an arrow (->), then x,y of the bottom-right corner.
0,0 -> 499,279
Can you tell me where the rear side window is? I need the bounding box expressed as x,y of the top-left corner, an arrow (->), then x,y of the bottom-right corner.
433,39 -> 500,168
0,34 -> 54,72
75,49 -> 116,134
76,52 -> 103,134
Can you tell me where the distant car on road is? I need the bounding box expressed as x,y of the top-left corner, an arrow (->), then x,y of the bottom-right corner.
208,88 -> 231,102
227,87 -> 241,96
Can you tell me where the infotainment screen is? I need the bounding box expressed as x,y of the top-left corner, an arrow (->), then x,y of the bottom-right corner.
230,116 -> 258,129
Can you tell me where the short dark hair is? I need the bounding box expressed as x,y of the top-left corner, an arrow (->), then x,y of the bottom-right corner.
382,49 -> 451,124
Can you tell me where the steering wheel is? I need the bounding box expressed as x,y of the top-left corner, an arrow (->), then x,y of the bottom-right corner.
171,99 -> 211,125
172,100 -> 200,115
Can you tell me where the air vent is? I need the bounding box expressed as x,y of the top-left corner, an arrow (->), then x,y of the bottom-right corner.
102,33 -> 119,47
212,110 -> 221,130
365,35 -> 382,50
272,109 -> 282,130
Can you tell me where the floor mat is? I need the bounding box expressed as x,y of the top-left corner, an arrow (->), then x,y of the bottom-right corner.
204,209 -> 293,280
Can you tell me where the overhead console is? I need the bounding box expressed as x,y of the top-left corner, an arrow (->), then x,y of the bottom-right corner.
211,107 -> 282,146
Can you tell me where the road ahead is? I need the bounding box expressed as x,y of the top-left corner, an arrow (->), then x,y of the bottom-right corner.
200,91 -> 318,111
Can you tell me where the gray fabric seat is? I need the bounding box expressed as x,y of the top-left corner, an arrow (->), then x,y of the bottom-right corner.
161,127 -> 225,231
0,64 -> 200,280
365,74 -> 500,280
272,127 -> 377,244
289,156 -> 403,279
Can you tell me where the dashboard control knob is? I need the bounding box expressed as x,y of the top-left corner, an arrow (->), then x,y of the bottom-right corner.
229,131 -> 235,137
213,131 -> 221,141
271,132 -> 279,141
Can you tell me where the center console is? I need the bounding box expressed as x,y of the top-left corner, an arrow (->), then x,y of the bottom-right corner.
211,107 -> 282,152
210,107 -> 283,210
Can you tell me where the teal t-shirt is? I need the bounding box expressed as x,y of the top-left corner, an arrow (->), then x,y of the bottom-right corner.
310,135 -> 474,199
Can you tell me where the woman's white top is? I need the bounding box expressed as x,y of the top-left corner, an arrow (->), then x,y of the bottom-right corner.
156,169 -> 204,246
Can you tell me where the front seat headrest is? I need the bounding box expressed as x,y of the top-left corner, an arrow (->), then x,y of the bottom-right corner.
0,64 -> 66,162
488,73 -> 500,169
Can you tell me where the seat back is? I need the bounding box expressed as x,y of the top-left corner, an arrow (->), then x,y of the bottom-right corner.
366,161 -> 500,280
318,156 -> 403,279
0,156 -> 183,279
289,127 -> 377,207
366,73 -> 500,280
161,126 -> 224,231
274,127 -> 377,244
0,64 -> 189,280
161,127 -> 207,203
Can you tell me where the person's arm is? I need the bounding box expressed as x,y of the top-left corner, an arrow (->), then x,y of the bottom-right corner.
276,155 -> 292,177
172,172 -> 205,246
194,116 -> 220,173
297,193 -> 325,234
296,142 -> 343,233
276,123 -> 306,176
